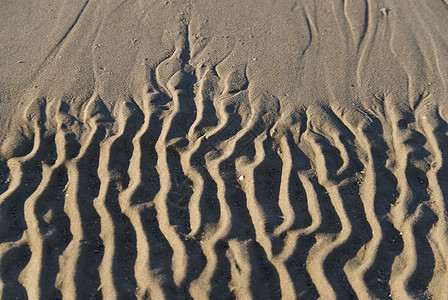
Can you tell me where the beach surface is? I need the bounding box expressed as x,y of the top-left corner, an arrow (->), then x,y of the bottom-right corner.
1,0 -> 448,298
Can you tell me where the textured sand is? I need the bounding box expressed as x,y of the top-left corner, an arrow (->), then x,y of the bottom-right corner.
1,0 -> 448,299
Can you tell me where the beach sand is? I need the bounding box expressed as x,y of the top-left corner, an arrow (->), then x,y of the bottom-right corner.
1,0 -> 448,298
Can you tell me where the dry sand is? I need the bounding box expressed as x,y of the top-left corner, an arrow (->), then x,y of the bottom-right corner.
1,0 -> 448,299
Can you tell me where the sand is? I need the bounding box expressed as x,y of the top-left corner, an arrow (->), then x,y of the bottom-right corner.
1,0 -> 448,298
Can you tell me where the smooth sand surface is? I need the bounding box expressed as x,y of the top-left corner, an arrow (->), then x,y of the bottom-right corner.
1,0 -> 448,299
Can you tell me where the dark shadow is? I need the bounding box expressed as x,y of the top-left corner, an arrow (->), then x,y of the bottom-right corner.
408,205 -> 436,297
139,206 -> 176,294
0,144 -> 44,242
285,132 -> 313,231
252,134 -> 283,235
365,221 -> 403,299
73,125 -> 104,299
108,99 -> 144,191
165,145 -> 207,290
194,67 -> 220,135
129,103 -> 161,206
310,178 -> 342,234
104,99 -> 146,298
0,243 -> 30,299
191,150 -> 220,234
361,115 -> 402,299
323,183 -> 371,298
0,160 -> 10,195
323,107 -> 364,179
165,147 -> 192,236
209,240 -> 233,299
287,235 -> 319,299
249,241 -> 282,299
0,99 -> 48,242
35,165 -> 71,299
103,187 -> 137,299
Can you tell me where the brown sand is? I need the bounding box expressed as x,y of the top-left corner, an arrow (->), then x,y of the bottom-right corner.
1,0 -> 448,299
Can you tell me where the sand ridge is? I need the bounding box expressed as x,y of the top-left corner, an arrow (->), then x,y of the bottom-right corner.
1,0 -> 448,299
